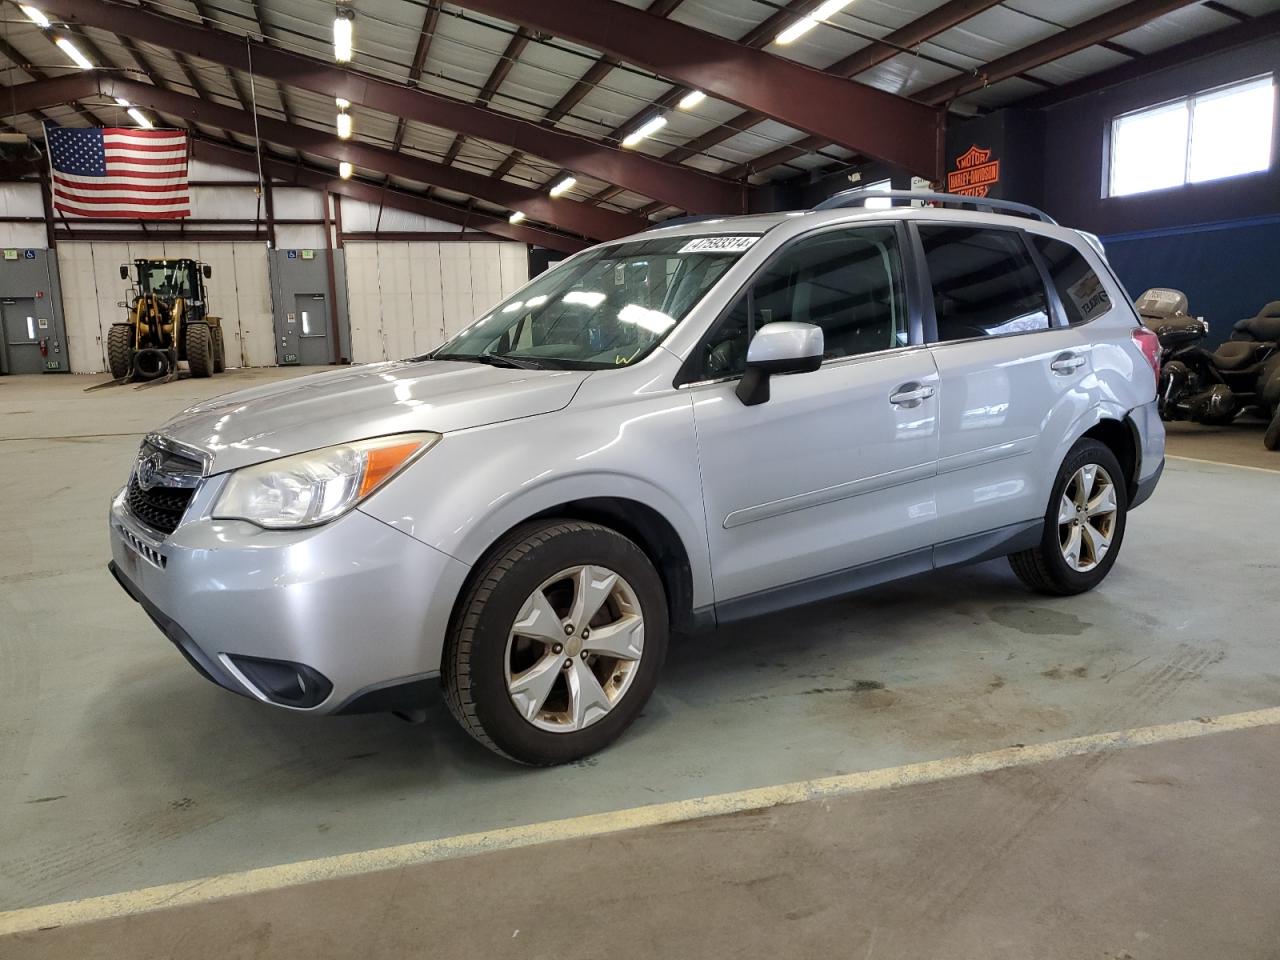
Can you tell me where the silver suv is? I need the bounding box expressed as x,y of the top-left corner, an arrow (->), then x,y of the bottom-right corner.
108,192 -> 1165,764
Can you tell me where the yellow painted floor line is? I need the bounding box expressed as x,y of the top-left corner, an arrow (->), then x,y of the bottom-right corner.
1166,454 -> 1280,473
4,705 -> 1280,937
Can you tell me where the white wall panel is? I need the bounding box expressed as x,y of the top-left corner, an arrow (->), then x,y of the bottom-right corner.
57,241 -> 273,373
231,243 -> 275,367
343,240 -> 526,362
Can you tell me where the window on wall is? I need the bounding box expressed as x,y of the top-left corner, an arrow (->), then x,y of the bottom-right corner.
1109,75 -> 1275,197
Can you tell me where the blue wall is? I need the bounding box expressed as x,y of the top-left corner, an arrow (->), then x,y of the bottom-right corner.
1102,216 -> 1280,346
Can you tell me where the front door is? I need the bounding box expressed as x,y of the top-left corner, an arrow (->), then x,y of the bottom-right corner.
687,224 -> 940,614
1,298 -> 44,374
278,293 -> 331,365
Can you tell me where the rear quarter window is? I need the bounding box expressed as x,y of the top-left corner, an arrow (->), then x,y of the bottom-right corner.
1032,235 -> 1113,325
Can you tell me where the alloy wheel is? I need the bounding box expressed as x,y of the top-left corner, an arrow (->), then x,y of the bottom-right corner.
504,564 -> 645,732
1058,463 -> 1118,573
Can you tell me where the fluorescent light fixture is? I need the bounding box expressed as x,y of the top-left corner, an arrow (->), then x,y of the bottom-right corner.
339,161 -> 353,179
335,97 -> 351,109
562,290 -> 605,307
775,0 -> 852,44
621,114 -> 667,148
677,89 -> 705,110
333,7 -> 354,63
336,111 -> 353,139
508,210 -> 526,224
54,36 -> 93,70
549,175 -> 576,197
18,5 -> 50,28
114,96 -> 130,107
127,108 -> 152,129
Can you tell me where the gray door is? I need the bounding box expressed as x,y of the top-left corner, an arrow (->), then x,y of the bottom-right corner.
1,298 -> 45,375
278,293 -> 332,366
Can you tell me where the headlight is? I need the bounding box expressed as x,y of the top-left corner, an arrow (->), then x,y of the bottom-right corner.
213,433 -> 440,529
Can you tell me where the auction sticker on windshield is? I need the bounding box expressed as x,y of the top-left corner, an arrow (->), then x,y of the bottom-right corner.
678,236 -> 760,254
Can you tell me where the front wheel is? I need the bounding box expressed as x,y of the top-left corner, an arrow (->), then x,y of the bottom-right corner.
443,520 -> 668,765
186,323 -> 213,378
1009,438 -> 1128,596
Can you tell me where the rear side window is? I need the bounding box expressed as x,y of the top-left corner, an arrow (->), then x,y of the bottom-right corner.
920,226 -> 1050,341
1032,235 -> 1113,325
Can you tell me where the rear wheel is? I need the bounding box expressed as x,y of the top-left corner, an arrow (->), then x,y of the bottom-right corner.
443,520 -> 668,765
1009,438 -> 1128,596
106,324 -> 134,379
186,323 -> 213,378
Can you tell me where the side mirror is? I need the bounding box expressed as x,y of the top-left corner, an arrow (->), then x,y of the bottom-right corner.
202,264 -> 212,279
735,321 -> 823,406
119,265 -> 129,280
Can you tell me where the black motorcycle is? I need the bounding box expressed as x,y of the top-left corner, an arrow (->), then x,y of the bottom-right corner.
1141,291 -> 1280,446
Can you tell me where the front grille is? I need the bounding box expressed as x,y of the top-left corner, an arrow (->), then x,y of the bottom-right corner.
123,437 -> 205,537
126,478 -> 194,535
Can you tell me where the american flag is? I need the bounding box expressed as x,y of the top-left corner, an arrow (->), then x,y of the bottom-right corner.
45,123 -> 191,220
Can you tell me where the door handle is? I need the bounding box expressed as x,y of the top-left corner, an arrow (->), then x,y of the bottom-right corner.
889,383 -> 935,407
1050,352 -> 1086,374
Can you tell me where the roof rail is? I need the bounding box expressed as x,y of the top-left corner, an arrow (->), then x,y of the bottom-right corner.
814,189 -> 1057,225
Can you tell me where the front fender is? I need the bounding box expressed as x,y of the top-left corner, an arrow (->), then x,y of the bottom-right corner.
361,390 -> 714,612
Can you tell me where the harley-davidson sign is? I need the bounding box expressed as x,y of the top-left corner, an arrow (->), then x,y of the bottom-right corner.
947,145 -> 1001,197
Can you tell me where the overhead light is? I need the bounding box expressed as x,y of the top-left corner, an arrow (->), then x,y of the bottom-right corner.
339,161 -> 353,179
333,6 -> 354,63
126,108 -> 153,129
621,114 -> 668,148
335,97 -> 350,110
775,0 -> 853,44
677,89 -> 705,110
18,5 -> 50,28
54,36 -> 93,70
508,210 -> 525,224
114,96 -> 131,107
549,175 -> 576,197
336,111 -> 352,139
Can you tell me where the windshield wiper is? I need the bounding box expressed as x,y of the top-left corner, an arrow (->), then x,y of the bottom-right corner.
431,353 -> 550,370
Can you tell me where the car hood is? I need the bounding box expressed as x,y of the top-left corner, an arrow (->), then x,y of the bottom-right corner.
157,360 -> 591,473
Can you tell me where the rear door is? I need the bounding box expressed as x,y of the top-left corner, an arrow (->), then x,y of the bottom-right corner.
918,223 -> 1094,544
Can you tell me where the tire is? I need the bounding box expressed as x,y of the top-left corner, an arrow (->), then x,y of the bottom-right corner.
107,324 -> 134,379
1009,438 -> 1128,596
186,322 -> 213,378
443,520 -> 669,765
212,323 -> 226,373
1265,409 -> 1280,451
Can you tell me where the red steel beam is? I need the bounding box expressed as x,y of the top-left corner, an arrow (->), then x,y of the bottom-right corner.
15,73 -> 645,241
692,0 -> 1004,182
915,0 -> 1202,105
453,0 -> 944,178
34,0 -> 743,213
189,139 -> 587,252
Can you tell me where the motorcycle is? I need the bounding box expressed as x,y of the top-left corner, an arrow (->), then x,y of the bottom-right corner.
1142,290 -> 1280,445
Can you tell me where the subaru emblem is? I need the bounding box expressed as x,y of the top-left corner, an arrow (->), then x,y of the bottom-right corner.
137,452 -> 162,490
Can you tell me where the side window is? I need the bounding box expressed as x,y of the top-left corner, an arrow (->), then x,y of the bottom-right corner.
920,226 -> 1050,341
696,226 -> 907,379
1031,235 -> 1113,325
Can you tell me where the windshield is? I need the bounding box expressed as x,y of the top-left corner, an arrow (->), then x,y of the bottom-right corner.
137,261 -> 195,300
431,234 -> 758,370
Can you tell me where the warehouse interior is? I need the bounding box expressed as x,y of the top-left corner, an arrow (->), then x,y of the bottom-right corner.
1,0 -> 1279,957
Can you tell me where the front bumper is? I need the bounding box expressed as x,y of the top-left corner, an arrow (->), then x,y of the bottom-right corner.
108,487 -> 471,714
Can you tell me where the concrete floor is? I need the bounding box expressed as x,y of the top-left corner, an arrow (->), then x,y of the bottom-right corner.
2,369 -> 1279,956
